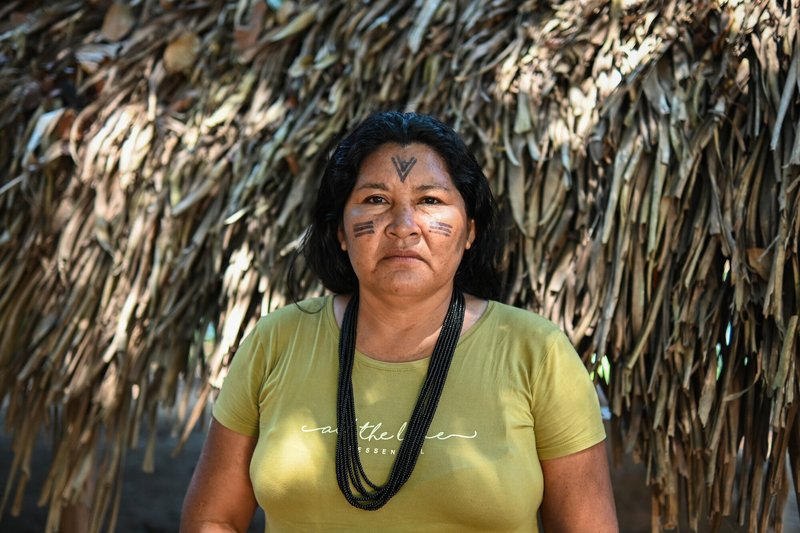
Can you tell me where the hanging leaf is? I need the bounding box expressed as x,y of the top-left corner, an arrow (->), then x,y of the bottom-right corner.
101,3 -> 135,42
163,31 -> 200,74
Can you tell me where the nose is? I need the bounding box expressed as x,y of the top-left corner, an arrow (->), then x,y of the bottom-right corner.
387,204 -> 420,239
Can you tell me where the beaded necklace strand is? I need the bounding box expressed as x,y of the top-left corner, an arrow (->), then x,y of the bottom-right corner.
335,289 -> 465,510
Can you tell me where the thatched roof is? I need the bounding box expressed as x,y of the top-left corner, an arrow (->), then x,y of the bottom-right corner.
1,0 -> 798,531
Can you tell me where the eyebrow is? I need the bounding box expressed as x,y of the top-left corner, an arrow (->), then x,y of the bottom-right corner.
354,182 -> 452,192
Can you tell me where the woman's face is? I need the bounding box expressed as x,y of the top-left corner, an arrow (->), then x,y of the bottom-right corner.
337,143 -> 475,299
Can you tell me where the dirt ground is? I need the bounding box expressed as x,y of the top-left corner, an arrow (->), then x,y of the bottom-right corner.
0,415 -> 797,532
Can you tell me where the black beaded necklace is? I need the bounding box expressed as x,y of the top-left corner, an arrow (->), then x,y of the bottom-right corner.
335,289 -> 465,510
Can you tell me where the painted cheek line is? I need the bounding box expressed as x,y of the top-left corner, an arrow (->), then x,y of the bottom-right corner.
428,222 -> 452,236
353,221 -> 375,237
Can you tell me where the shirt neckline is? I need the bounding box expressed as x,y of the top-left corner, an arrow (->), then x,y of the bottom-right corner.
324,294 -> 495,370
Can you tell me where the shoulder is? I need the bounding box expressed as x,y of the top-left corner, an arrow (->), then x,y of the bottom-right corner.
251,296 -> 331,340
472,301 -> 581,376
258,295 -> 329,323
230,296 -> 333,376
463,300 -> 574,367
485,300 -> 565,341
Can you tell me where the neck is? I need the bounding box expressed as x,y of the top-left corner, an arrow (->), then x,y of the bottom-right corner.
353,286 -> 456,362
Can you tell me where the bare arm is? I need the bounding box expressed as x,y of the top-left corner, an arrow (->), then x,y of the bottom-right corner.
539,441 -> 619,533
181,419 -> 258,533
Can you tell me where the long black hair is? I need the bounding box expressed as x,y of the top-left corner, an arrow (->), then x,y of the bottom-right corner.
297,111 -> 504,300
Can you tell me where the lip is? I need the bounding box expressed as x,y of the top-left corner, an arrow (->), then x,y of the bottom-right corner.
382,250 -> 424,262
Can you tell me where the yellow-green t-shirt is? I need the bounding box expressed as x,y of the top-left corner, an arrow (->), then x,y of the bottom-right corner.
213,296 -> 605,532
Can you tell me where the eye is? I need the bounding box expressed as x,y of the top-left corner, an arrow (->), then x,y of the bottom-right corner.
364,195 -> 387,204
420,196 -> 442,205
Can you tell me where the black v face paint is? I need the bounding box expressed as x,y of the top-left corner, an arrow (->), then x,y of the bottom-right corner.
391,155 -> 417,182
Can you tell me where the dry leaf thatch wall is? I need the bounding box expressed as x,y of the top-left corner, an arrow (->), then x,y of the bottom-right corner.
1,0 -> 798,531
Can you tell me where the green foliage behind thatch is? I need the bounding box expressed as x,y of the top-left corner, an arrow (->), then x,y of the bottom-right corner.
0,1 -> 798,531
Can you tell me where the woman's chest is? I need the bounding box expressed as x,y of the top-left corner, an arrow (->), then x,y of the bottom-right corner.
249,351 -> 543,531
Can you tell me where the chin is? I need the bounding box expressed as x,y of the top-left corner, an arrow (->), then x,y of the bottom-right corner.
383,279 -> 450,299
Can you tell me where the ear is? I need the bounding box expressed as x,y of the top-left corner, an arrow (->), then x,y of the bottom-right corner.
465,219 -> 476,249
337,225 -> 347,251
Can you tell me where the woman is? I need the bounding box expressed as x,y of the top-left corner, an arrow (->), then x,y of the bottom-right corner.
181,112 -> 618,532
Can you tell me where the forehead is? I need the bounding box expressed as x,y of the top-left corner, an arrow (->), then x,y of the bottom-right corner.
356,143 -> 452,184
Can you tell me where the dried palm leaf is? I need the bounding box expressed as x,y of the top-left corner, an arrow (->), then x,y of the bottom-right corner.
0,1 -> 797,532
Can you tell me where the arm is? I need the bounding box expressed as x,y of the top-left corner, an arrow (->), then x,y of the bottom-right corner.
539,441 -> 619,533
181,419 -> 258,533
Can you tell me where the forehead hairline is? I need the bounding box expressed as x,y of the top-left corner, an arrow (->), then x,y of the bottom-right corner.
361,143 -> 448,170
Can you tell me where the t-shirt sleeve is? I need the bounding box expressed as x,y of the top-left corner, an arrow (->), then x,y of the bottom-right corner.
212,324 -> 267,437
532,330 -> 606,460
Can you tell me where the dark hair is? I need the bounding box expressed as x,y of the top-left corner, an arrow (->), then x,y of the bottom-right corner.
299,111 -> 503,300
